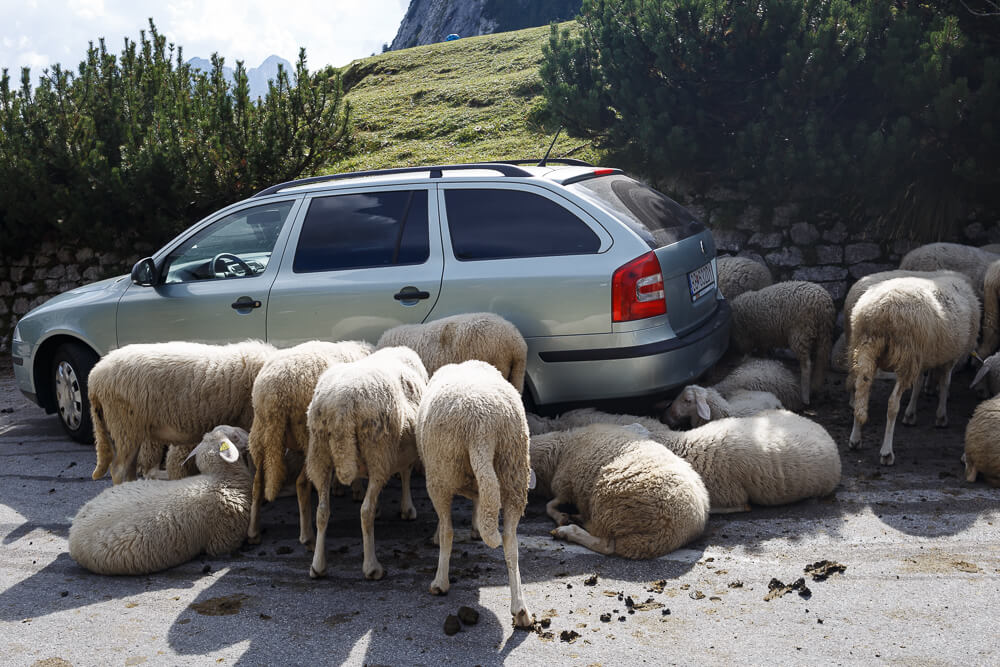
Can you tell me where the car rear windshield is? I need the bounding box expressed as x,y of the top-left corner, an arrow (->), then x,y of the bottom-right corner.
568,175 -> 704,249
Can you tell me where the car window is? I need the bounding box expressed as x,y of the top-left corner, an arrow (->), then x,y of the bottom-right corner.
162,201 -> 294,284
293,190 -> 430,273
568,175 -> 704,249
445,188 -> 600,261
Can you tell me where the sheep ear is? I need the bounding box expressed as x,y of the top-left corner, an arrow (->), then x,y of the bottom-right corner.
965,462 -> 978,483
218,438 -> 240,463
971,363 -> 991,389
696,395 -> 712,422
528,468 -> 537,490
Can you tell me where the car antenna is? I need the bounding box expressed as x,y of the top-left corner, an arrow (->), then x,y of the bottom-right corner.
537,125 -> 563,167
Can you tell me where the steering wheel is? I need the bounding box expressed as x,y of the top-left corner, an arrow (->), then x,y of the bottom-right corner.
211,252 -> 255,277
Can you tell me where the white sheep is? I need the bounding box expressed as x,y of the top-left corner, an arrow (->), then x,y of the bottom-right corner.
530,423 -> 709,557
899,242 -> 998,300
663,384 -> 782,427
416,360 -> 533,629
728,281 -> 835,406
715,255 -> 773,299
849,273 -> 980,465
964,395 -> 1000,486
306,346 -> 428,581
540,407 -> 840,514
68,425 -> 252,575
246,339 -> 374,547
977,259 -> 1000,359
710,356 -> 803,410
88,340 -> 276,485
376,312 -> 527,393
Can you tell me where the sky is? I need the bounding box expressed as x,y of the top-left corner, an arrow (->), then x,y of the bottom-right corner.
1,0 -> 411,77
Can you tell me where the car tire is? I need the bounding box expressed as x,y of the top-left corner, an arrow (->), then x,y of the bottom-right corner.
51,342 -> 98,444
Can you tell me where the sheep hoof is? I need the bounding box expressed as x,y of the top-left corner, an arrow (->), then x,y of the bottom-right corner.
901,414 -> 917,426
430,582 -> 449,596
848,438 -> 861,451
309,565 -> 326,579
513,609 -> 534,629
880,452 -> 895,466
400,507 -> 417,521
364,565 -> 385,581
935,415 -> 949,428
246,533 -> 262,546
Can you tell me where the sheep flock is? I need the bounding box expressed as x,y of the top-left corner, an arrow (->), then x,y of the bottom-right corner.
64,243 -> 1000,629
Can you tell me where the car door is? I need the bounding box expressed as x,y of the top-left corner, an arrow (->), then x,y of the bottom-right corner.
115,199 -> 300,345
266,185 -> 444,346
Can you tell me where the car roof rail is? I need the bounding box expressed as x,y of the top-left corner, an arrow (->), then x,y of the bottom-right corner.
487,158 -> 594,168
252,163 -> 535,198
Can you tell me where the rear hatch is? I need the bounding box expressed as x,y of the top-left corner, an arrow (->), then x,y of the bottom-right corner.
567,174 -> 719,335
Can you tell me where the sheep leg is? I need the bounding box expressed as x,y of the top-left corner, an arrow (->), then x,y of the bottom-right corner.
399,466 -> 417,520
502,509 -> 533,628
550,524 -> 616,556
296,466 -> 316,549
933,364 -> 954,427
427,488 -> 454,595
879,379 -> 907,466
360,475 -> 388,580
545,498 -> 572,526
902,372 -> 923,426
470,497 -> 481,540
309,467 -> 332,579
247,467 -> 265,545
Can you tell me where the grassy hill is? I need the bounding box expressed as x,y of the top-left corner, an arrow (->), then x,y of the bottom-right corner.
329,24 -> 605,174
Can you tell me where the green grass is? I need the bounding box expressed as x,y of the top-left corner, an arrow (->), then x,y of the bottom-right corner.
328,23 -> 605,174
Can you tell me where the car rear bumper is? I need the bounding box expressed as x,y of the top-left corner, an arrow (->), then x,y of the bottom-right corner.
526,299 -> 731,404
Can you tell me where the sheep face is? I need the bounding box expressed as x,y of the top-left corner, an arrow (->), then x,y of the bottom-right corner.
665,386 -> 711,427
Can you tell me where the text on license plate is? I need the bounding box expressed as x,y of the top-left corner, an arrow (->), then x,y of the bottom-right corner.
687,262 -> 715,301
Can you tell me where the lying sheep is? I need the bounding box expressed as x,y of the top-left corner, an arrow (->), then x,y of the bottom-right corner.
729,281 -> 835,406
89,340 -> 276,485
715,255 -> 773,299
710,357 -> 803,410
964,395 -> 1000,486
849,274 -> 980,466
416,360 -> 533,628
539,407 -> 840,514
664,384 -> 782,427
978,259 -> 1000,359
899,242 -> 998,300
247,339 -> 373,547
306,346 -> 427,581
69,426 -> 252,575
530,423 -> 709,557
376,312 -> 527,393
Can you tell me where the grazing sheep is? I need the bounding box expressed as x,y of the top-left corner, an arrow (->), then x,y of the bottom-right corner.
729,281 -> 835,406
246,339 -> 373,547
69,426 -> 252,575
416,360 -> 533,628
971,352 -> 1000,397
977,259 -> 1000,358
540,407 -> 840,514
376,312 -> 527,393
664,384 -> 782,427
89,340 -> 276,485
715,256 -> 773,299
849,274 -> 980,465
530,423 -> 709,557
964,395 -> 1000,486
306,346 -> 428,581
899,242 -> 998,300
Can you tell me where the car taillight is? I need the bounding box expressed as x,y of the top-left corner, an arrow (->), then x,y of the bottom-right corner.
612,251 -> 666,322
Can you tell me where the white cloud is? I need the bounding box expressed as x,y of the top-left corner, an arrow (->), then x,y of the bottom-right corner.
0,0 -> 410,76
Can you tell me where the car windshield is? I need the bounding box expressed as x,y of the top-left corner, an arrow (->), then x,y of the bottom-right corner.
568,175 -> 703,249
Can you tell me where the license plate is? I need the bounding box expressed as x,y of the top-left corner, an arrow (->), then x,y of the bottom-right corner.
688,262 -> 715,301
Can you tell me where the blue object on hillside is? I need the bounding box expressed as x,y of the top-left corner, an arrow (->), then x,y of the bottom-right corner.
445,34 -> 460,41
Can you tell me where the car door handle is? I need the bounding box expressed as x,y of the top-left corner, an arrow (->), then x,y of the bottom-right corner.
394,290 -> 430,301
231,297 -> 263,309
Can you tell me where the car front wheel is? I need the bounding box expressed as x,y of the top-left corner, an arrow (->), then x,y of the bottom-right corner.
51,343 -> 98,444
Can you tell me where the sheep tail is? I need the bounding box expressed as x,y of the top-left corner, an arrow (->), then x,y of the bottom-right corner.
851,340 -> 881,425
333,422 -> 360,487
468,441 -> 502,548
259,421 -> 289,503
90,395 -> 113,480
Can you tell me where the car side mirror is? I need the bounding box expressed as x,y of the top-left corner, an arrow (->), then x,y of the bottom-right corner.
130,257 -> 158,286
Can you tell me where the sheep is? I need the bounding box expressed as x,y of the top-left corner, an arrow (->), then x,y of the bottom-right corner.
848,273 -> 980,466
977,259 -> 1000,358
376,312 -> 527,393
715,255 -> 773,299
416,360 -> 533,628
88,340 -> 276,485
899,242 -> 998,300
246,339 -> 374,547
305,346 -> 428,581
68,425 -> 253,575
971,352 -> 1000,397
530,423 -> 709,557
964,395 -> 1000,486
710,357 -> 803,410
538,407 -> 841,514
663,384 -> 782,427
728,281 -> 835,405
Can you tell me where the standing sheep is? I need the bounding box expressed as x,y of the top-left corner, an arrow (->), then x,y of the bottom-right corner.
69,425 -> 252,575
306,346 -> 428,581
977,259 -> 1000,359
729,281 -> 835,406
246,339 -> 373,547
899,242 -> 998,300
88,340 -> 276,485
715,256 -> 773,299
530,423 -> 709,556
849,274 -> 980,465
971,352 -> 1000,397
416,360 -> 534,629
663,385 -> 782,427
376,312 -> 527,393
964,395 -> 1000,486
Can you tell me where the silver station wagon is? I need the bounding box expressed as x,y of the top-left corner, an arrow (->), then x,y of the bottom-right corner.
11,161 -> 731,441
